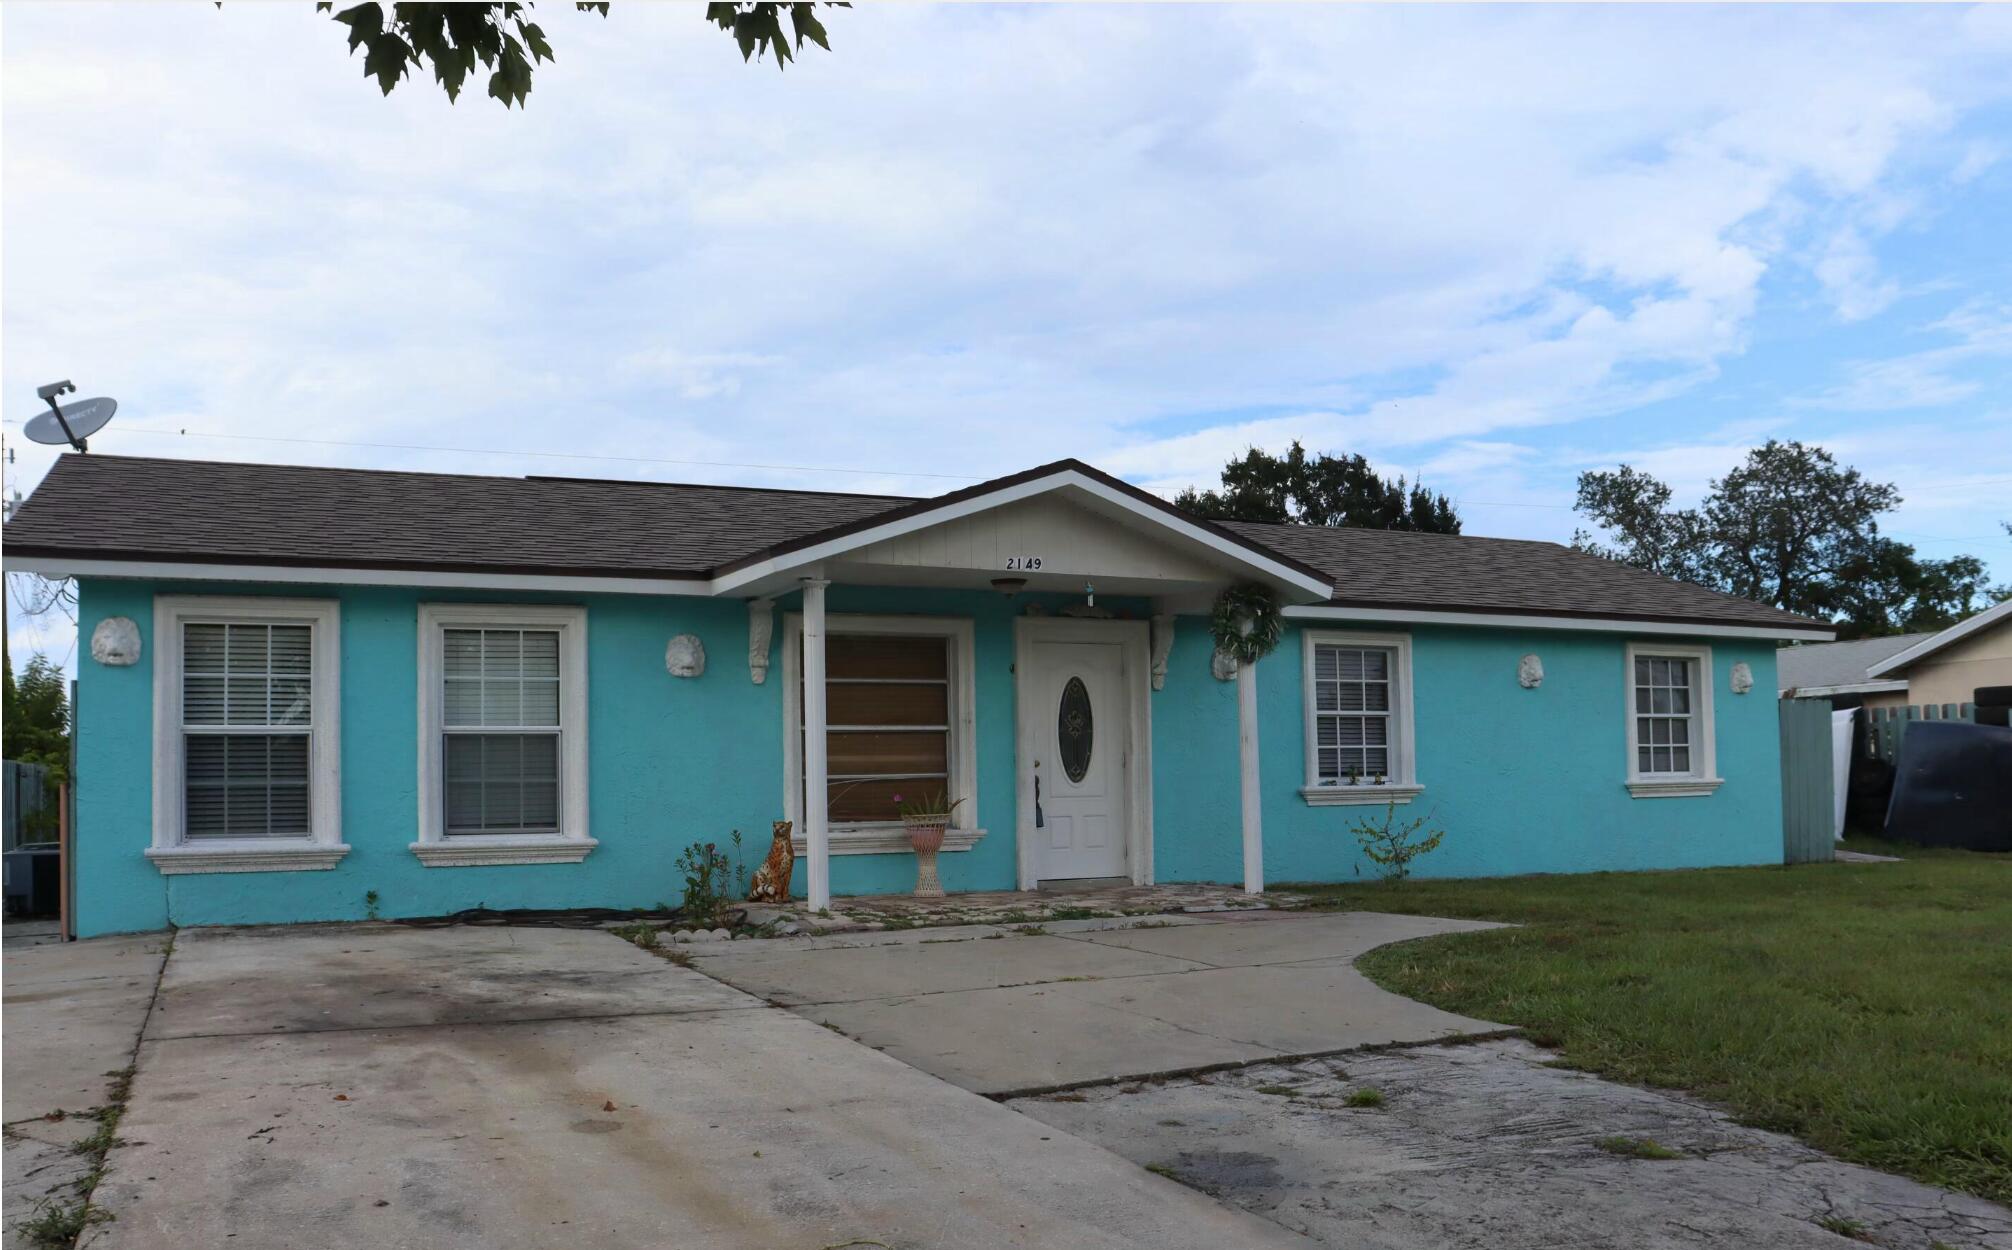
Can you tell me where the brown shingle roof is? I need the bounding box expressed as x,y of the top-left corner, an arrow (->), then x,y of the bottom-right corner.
5,453 -> 1824,631
3,454 -> 907,579
1222,520 -> 1824,629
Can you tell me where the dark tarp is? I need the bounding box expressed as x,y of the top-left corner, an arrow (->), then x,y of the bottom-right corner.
1885,720 -> 2012,852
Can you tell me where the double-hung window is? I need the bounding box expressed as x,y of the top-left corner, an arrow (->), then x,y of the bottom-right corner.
1300,631 -> 1421,805
1624,642 -> 1720,797
416,604 -> 593,865
782,614 -> 980,855
149,597 -> 345,873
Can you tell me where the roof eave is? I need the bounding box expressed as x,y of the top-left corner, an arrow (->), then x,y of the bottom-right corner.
1866,598 -> 2012,678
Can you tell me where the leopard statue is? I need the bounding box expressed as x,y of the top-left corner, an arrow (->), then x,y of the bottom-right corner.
747,820 -> 796,903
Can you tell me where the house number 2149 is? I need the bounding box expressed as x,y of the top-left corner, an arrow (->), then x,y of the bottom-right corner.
1004,556 -> 1044,570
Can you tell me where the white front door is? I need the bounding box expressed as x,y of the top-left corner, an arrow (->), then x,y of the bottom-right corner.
1026,636 -> 1130,882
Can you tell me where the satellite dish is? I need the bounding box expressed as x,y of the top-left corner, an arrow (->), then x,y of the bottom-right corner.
20,381 -> 117,452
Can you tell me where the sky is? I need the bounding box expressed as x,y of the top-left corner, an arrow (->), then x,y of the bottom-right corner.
5,3 -> 2012,667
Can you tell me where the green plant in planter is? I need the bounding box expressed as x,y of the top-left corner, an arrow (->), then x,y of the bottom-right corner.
893,790 -> 965,824
1350,800 -> 1446,883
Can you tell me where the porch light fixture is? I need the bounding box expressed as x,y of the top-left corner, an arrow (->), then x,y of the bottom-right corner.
991,577 -> 1028,596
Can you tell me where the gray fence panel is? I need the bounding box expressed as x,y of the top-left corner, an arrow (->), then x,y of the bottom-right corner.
1779,697 -> 1834,865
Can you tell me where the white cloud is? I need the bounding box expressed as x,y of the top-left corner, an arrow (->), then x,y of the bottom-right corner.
2,1 -> 2009,597
1798,304 -> 2012,411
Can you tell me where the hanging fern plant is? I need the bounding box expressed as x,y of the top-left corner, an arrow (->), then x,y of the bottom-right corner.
1210,583 -> 1284,665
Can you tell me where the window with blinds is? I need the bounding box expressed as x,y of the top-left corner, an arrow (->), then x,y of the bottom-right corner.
1633,655 -> 1696,776
807,634 -> 952,824
442,628 -> 562,836
181,622 -> 313,839
1311,643 -> 1394,783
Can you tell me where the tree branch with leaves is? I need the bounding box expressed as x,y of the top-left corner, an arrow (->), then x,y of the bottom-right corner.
319,2 -> 840,108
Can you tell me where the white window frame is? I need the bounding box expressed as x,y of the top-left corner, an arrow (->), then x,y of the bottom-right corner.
148,596 -> 347,874
1624,641 -> 1722,798
414,603 -> 595,865
1299,630 -> 1423,806
781,613 -> 983,856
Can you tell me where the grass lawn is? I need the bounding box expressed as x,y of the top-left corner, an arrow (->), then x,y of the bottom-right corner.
1286,841 -> 2012,1204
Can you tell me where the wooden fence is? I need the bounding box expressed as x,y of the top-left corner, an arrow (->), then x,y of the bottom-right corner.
1778,697 -> 1835,865
1861,703 -> 1977,765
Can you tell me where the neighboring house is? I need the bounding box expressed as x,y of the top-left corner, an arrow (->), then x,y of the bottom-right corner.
1863,599 -> 2012,708
1777,632 -> 1930,709
5,454 -> 1829,938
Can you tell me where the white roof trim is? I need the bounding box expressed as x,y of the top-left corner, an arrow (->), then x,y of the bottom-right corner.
1781,679 -> 1908,698
1283,603 -> 1835,641
708,468 -> 1335,600
5,556 -> 711,598
1867,598 -> 2012,677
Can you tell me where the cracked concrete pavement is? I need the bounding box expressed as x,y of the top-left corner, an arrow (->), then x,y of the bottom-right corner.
685,909 -> 1512,1094
2,933 -> 168,1250
70,923 -> 1300,1250
9,910 -> 2006,1250
1013,1038 -> 2012,1250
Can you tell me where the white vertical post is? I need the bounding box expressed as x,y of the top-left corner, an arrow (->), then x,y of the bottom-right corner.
802,578 -> 832,911
1238,655 -> 1263,894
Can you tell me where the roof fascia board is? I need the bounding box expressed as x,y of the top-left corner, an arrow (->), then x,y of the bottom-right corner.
8,556 -> 711,598
1781,680 -> 1908,697
1866,598 -> 2012,677
1284,603 -> 1836,641
707,468 -> 1335,599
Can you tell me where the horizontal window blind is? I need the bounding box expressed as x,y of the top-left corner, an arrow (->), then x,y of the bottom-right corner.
807,634 -> 953,823
181,622 -> 314,840
442,628 -> 563,836
1313,644 -> 1393,782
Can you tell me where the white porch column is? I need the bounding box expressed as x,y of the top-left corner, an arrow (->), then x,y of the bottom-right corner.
1238,655 -> 1263,894
801,577 -> 832,911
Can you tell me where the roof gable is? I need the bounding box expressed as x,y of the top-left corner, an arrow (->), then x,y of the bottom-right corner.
710,458 -> 1334,599
1867,599 -> 2012,678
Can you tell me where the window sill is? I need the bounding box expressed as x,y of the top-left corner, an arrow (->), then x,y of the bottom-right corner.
411,837 -> 599,867
1626,777 -> 1724,799
791,825 -> 987,857
147,843 -> 350,875
1301,784 -> 1424,807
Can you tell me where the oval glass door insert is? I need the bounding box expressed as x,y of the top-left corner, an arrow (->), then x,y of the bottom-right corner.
1058,676 -> 1093,783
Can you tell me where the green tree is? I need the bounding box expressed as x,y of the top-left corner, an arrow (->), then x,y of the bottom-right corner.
1175,442 -> 1461,533
1573,440 -> 2006,637
1817,542 -> 2000,639
4,650 -> 71,786
320,2 -> 838,108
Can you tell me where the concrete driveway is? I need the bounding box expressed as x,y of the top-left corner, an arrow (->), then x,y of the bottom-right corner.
75,923 -> 1300,1250
685,910 -> 1510,1094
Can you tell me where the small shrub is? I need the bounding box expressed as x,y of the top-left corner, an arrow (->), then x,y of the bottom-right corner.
1596,1135 -> 1681,1160
1349,801 -> 1446,883
1343,1087 -> 1385,1108
363,889 -> 381,921
675,838 -> 742,927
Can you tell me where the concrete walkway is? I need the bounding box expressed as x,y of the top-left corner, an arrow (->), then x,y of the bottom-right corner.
2,933 -> 168,1249
77,923 -> 1299,1250
1015,1039 -> 2012,1250
687,910 -> 1510,1094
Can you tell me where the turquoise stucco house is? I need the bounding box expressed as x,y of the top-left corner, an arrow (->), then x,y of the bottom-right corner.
6,454 -> 1831,938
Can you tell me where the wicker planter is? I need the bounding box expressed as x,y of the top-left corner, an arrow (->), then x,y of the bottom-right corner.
903,818 -> 949,896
